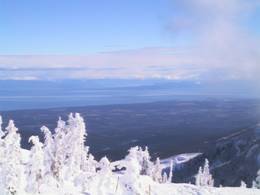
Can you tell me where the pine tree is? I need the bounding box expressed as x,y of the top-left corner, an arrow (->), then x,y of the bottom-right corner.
52,117 -> 66,182
122,146 -> 142,193
240,180 -> 247,188
125,147 -> 141,176
252,169 -> 260,189
0,116 -> 5,167
41,126 -> 54,176
0,116 -> 5,138
99,156 -> 111,174
139,146 -> 153,176
26,136 -> 44,193
162,172 -> 168,183
2,120 -> 22,195
196,167 -> 202,186
66,113 -> 87,178
81,147 -> 97,175
152,158 -> 163,183
125,146 -> 153,177
167,160 -> 173,183
195,159 -> 214,187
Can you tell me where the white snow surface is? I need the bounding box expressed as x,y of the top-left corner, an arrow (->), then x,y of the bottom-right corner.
16,150 -> 259,195
12,174 -> 260,195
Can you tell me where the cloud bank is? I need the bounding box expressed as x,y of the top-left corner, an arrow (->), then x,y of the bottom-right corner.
0,48 -> 206,80
0,0 -> 259,80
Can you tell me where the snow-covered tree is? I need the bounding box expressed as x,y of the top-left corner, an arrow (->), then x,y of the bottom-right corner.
99,156 -> 111,174
152,157 -> 163,183
196,159 -> 214,187
1,120 -> 22,195
122,147 -> 143,193
159,160 -> 174,184
81,147 -> 97,174
252,169 -> 260,189
125,147 -> 142,175
168,160 -> 173,183
65,113 -> 88,179
124,146 -> 153,177
41,126 -> 54,176
0,116 -> 5,138
0,116 -> 5,166
26,136 -> 44,194
41,113 -> 94,185
162,172 -> 168,183
90,156 -> 111,194
75,148 -> 97,192
139,146 -> 153,176
240,180 -> 247,188
196,167 -> 203,186
52,117 -> 66,182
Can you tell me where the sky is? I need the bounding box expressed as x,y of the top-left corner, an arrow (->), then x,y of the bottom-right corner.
0,0 -> 260,80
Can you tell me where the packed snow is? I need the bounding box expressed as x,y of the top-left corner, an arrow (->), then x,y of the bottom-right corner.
0,114 -> 259,195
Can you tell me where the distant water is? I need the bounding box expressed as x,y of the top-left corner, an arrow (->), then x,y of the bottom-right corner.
0,89 -> 220,111
0,79 -> 253,111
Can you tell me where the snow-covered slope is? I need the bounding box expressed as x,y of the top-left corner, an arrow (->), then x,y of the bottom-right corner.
12,175 -> 260,195
17,150 -> 259,195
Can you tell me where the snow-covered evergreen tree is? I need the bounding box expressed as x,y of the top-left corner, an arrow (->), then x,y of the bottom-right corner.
125,147 -> 142,175
152,157 -> 163,183
139,146 -> 153,176
122,147 -> 143,193
99,156 -> 111,175
196,159 -> 214,187
0,116 -> 5,138
1,120 -> 22,195
95,156 -> 114,194
162,172 -> 168,183
81,147 -> 97,174
196,167 -> 203,186
40,126 -> 54,176
51,117 -> 66,182
125,146 -> 153,177
0,116 -> 5,166
26,136 -> 44,193
65,113 -> 88,179
41,113 -> 95,187
252,169 -> 260,189
159,159 -> 174,184
168,160 -> 173,183
240,180 -> 247,188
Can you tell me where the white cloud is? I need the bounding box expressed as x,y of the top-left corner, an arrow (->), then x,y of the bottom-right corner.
0,76 -> 39,80
169,0 -> 260,80
0,48 -> 203,80
0,0 -> 259,80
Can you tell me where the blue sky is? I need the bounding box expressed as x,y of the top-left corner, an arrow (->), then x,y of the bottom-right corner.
0,0 -> 260,80
0,0 -> 174,54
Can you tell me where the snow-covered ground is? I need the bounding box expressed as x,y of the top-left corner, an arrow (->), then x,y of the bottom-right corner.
13,175 -> 260,195
17,150 -> 260,195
